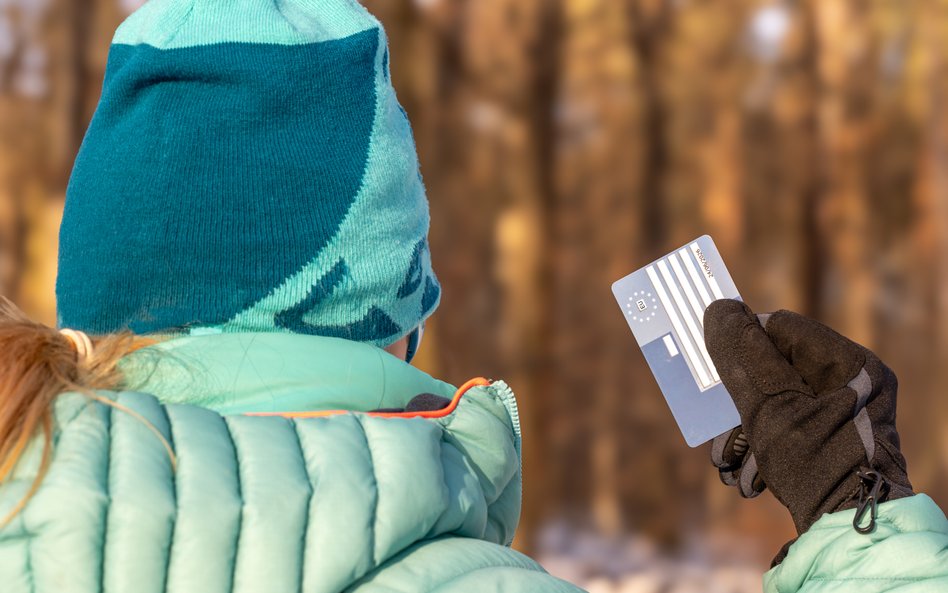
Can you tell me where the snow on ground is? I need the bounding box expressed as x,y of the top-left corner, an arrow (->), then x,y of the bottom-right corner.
536,520 -> 765,593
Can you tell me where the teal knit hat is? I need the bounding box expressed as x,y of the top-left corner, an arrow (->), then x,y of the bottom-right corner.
56,0 -> 440,347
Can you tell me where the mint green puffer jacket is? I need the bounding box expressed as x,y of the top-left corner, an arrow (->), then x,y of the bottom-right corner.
0,333 -> 583,593
764,494 -> 948,592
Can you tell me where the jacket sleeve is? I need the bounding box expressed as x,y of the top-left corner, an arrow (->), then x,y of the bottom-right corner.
764,494 -> 948,593
345,536 -> 587,593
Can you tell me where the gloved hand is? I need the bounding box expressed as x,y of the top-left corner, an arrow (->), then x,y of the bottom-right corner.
704,300 -> 914,539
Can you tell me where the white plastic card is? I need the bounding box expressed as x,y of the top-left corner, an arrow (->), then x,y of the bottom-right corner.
611,235 -> 741,447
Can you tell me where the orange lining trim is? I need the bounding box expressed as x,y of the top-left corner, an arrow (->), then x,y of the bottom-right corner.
246,377 -> 492,420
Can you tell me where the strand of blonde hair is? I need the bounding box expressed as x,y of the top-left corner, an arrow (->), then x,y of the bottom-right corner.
0,296 -> 172,527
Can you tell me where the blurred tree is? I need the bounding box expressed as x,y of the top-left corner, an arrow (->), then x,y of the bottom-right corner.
552,0 -> 648,539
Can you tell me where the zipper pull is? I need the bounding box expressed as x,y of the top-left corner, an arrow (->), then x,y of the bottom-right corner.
853,468 -> 889,534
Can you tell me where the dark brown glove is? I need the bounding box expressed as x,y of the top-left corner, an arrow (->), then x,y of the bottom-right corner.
704,300 -> 913,539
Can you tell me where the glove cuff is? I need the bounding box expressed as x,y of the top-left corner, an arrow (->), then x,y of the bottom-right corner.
795,466 -> 914,535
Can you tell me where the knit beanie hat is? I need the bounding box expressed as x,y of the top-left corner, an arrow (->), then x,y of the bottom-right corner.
56,0 -> 440,347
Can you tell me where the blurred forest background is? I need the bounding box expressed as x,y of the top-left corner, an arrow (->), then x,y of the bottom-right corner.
3,0 -> 948,591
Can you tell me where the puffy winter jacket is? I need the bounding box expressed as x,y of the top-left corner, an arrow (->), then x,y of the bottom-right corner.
0,333 -> 583,593
764,493 -> 948,592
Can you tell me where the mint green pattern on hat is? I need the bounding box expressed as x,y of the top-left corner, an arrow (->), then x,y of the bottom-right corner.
112,0 -> 375,48
57,0 -> 440,346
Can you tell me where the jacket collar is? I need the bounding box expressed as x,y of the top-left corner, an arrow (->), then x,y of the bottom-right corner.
118,332 -> 456,415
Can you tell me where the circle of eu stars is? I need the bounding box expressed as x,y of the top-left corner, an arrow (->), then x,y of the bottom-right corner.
626,291 -> 658,323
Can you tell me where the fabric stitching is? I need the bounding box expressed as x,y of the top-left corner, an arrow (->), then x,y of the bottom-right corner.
426,564 -> 559,593
272,0 -> 304,36
289,419 -> 312,593
356,415 -> 381,568
26,500 -> 34,593
807,576 -> 934,582
163,0 -> 196,46
99,400 -> 114,593
161,404 -> 178,593
224,416 -> 244,593
20,397 -> 98,593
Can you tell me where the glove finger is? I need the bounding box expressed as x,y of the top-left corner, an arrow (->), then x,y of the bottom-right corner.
762,310 -> 867,397
738,453 -> 766,498
716,452 -> 765,495
704,300 -> 813,422
711,426 -> 767,498
712,426 -> 753,490
719,468 -> 739,487
716,451 -> 766,495
710,426 -> 749,470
